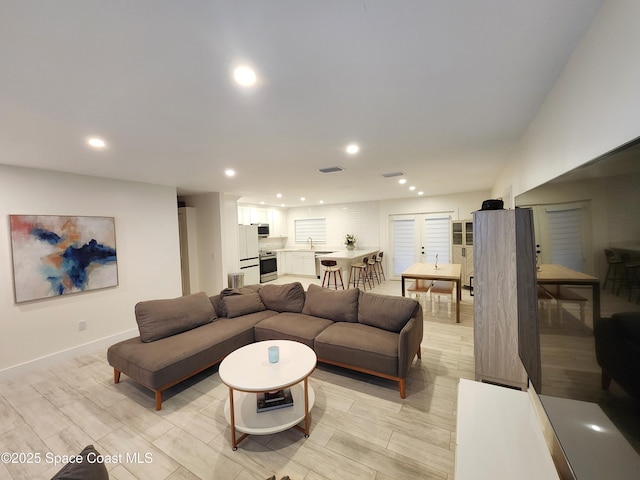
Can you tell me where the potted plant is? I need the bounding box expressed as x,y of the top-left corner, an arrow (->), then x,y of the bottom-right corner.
345,234 -> 356,251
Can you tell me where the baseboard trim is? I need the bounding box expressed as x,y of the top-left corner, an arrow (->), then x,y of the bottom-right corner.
0,329 -> 138,382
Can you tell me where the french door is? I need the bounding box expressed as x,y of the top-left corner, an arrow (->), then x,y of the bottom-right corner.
389,213 -> 452,279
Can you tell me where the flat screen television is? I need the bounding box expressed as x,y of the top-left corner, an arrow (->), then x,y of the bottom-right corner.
516,136 -> 640,478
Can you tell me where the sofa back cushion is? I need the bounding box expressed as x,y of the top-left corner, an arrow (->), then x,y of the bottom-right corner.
357,291 -> 418,333
222,292 -> 267,318
302,284 -> 359,322
135,291 -> 216,342
259,282 -> 306,312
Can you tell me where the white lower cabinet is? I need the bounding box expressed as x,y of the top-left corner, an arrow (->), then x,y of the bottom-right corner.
279,251 -> 315,276
288,251 -> 315,276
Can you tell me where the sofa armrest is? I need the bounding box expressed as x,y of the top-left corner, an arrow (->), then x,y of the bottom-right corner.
398,303 -> 423,377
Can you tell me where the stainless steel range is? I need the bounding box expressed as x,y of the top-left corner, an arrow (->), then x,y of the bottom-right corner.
259,251 -> 277,283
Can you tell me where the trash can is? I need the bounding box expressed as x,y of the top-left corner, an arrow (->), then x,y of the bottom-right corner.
227,273 -> 244,288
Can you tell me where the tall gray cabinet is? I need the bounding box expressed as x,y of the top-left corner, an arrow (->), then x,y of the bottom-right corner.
472,208 -> 540,390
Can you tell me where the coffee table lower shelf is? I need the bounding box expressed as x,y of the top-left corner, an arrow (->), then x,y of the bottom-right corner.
223,382 -> 315,449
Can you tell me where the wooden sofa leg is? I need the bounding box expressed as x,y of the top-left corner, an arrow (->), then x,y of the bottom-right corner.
416,345 -> 422,359
155,391 -> 163,411
399,379 -> 406,399
113,369 -> 121,384
601,370 -> 611,390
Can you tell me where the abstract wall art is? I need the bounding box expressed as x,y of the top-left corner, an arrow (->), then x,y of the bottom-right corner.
9,215 -> 118,303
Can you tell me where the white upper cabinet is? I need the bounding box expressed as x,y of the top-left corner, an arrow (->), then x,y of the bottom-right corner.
238,205 -> 287,237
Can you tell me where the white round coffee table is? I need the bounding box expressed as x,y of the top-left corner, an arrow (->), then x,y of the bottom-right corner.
219,340 -> 317,450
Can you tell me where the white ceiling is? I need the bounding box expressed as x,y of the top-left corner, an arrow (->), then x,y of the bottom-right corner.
0,1 -> 605,207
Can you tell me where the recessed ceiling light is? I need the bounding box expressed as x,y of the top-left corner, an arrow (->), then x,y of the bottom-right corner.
225,169 -> 235,177
233,65 -> 257,87
409,186 -> 416,191
276,193 -> 282,198
345,143 -> 359,155
260,201 -> 265,205
319,200 -> 324,204
300,197 -> 306,201
418,191 -> 424,196
280,203 -> 285,207
399,178 -> 407,185
87,137 -> 106,148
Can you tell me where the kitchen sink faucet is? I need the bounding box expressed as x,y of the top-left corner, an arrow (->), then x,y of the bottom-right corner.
307,237 -> 314,249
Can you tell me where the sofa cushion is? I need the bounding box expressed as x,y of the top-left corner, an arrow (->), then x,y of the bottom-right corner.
315,322 -> 399,377
259,282 -> 306,313
223,292 -> 266,318
254,312 -> 333,349
108,311 -> 276,389
611,312 -> 640,344
357,291 -> 418,333
50,444 -> 109,480
135,292 -> 216,342
302,284 -> 359,322
213,285 -> 262,317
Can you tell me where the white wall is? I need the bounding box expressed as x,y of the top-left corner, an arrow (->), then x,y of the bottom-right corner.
286,201 -> 381,249
284,191 -> 489,276
495,0 -> 640,199
0,165 -> 182,377
180,192 -> 241,294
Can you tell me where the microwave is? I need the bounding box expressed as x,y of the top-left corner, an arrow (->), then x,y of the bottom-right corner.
253,223 -> 270,237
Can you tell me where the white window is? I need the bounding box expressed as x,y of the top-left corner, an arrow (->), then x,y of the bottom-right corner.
294,218 -> 326,244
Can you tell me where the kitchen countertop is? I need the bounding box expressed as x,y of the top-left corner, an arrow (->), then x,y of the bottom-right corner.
314,249 -> 378,260
275,248 -> 379,260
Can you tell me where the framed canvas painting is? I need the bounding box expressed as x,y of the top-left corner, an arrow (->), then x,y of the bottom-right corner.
9,215 -> 118,303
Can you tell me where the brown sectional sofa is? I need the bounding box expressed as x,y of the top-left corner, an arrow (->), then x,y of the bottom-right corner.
107,282 -> 423,409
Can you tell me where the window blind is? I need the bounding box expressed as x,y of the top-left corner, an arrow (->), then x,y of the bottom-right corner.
546,208 -> 583,272
294,218 -> 326,244
392,218 -> 415,275
423,216 -> 451,263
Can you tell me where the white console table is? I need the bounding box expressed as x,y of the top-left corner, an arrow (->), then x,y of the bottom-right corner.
456,379 -> 559,480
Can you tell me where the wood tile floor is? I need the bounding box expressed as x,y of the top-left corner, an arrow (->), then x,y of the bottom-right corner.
0,276 -> 474,479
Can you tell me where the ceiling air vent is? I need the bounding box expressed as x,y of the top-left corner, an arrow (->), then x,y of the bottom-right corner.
318,166 -> 344,173
381,171 -> 404,178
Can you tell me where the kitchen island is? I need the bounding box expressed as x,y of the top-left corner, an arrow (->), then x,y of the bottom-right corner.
315,249 -> 380,286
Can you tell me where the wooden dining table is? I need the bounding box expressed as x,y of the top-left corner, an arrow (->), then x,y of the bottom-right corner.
536,264 -> 600,326
401,263 -> 462,323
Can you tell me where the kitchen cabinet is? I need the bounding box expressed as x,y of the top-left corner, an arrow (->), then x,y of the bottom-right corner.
280,250 -> 315,276
238,205 -> 288,237
269,208 -> 287,237
277,251 -> 288,275
452,220 -> 474,287
472,209 -> 537,390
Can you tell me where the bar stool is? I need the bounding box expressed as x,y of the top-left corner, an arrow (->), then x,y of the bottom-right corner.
616,253 -> 640,301
603,249 -> 623,293
348,256 -> 372,290
407,279 -> 431,311
375,251 -> 386,282
430,280 -> 455,315
321,259 -> 344,289
366,253 -> 380,285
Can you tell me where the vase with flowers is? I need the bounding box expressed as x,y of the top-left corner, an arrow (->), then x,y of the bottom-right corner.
345,234 -> 356,251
